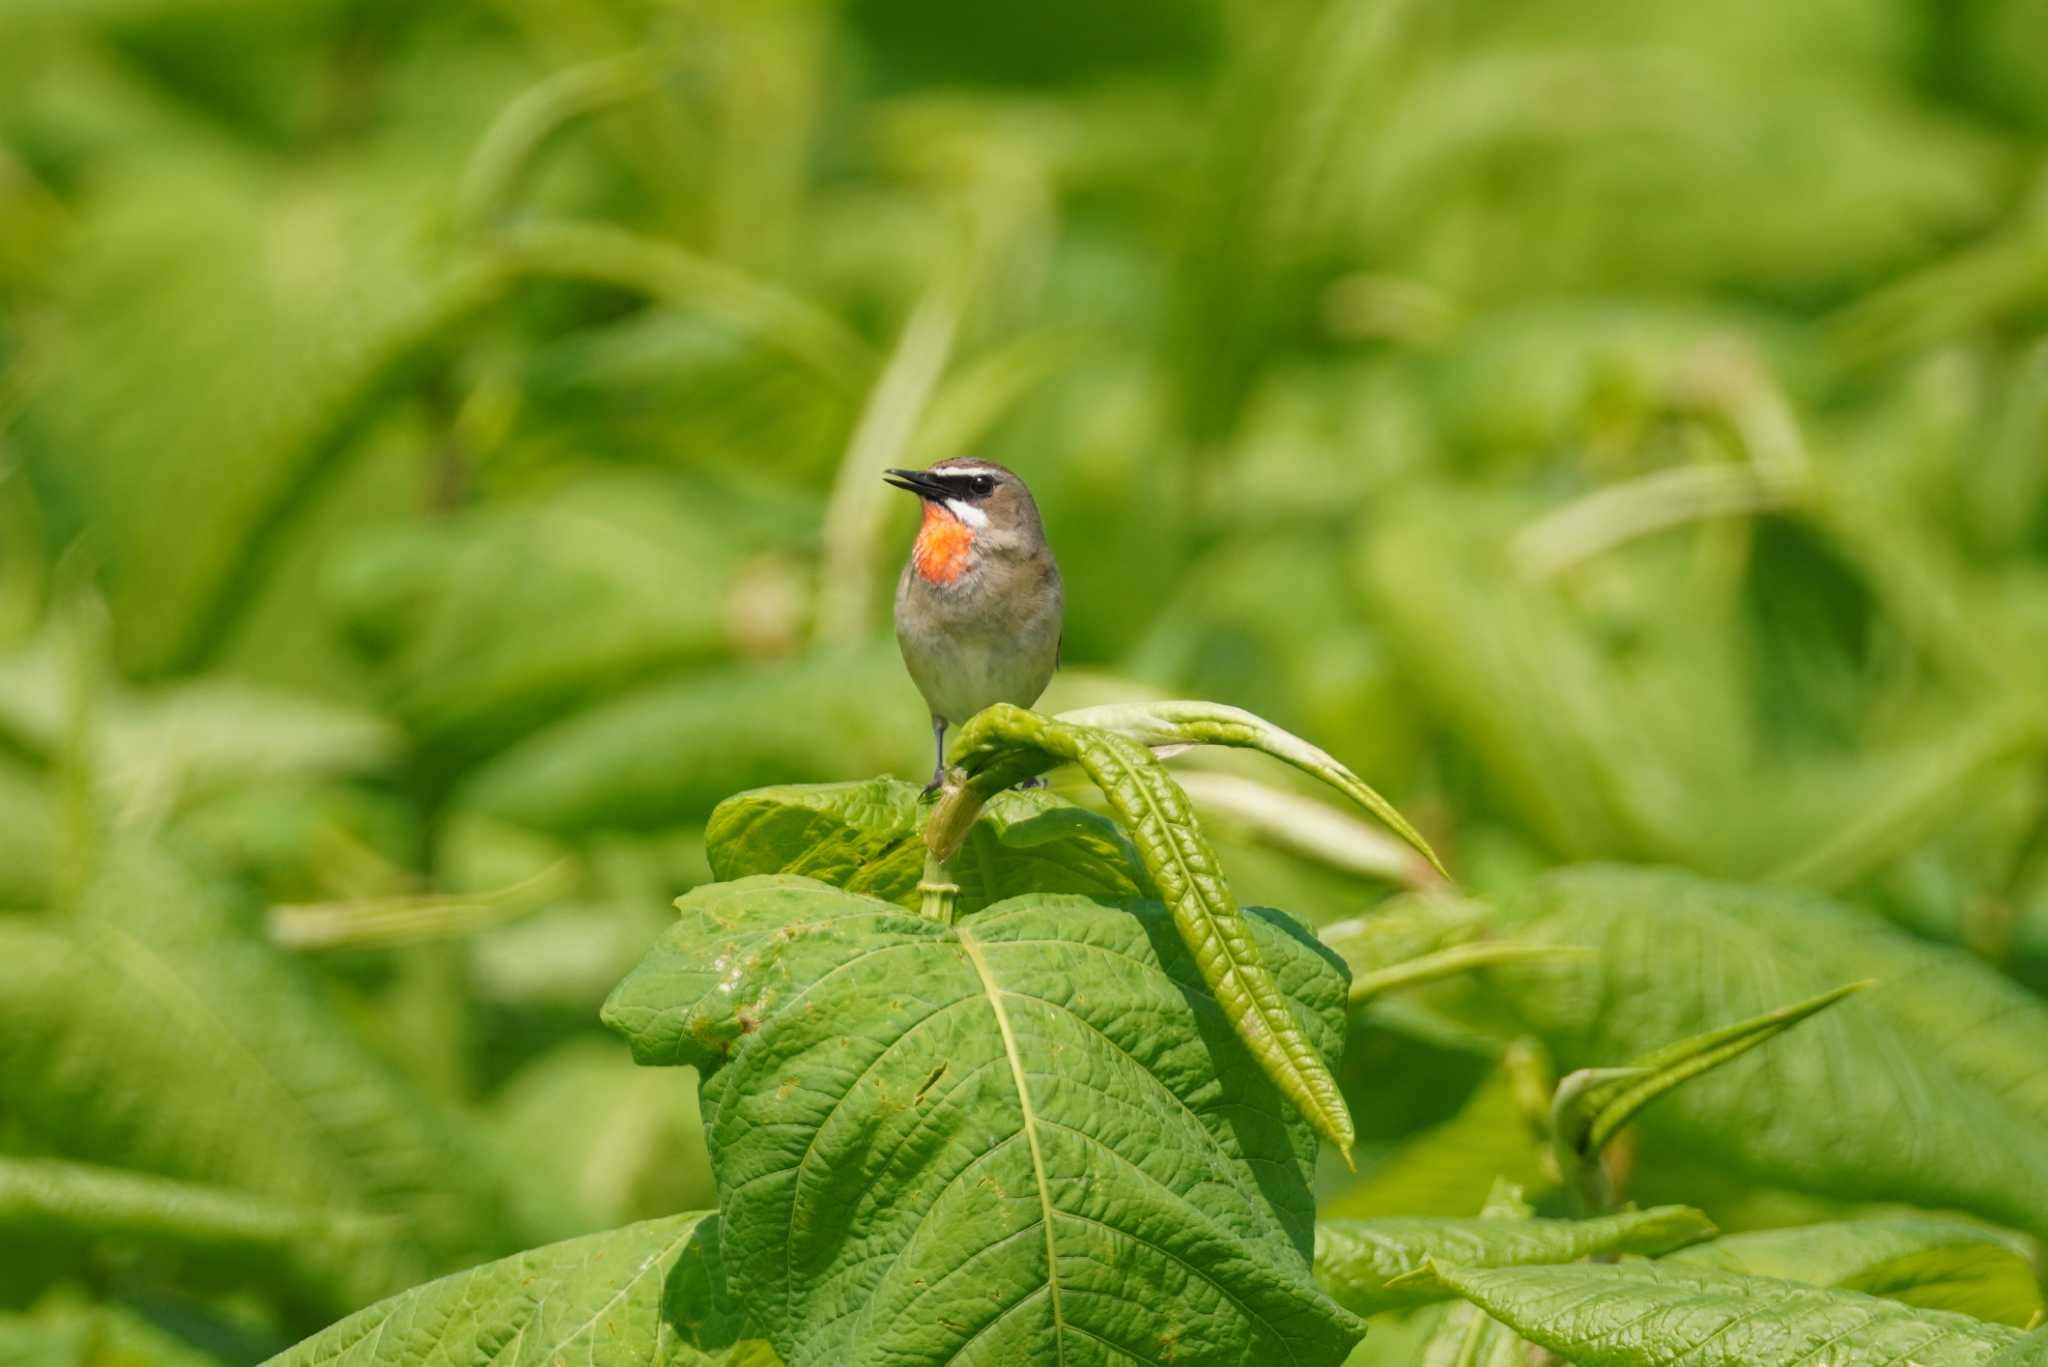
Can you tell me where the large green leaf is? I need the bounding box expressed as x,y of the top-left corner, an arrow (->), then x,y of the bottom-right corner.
1397,1260 -> 2024,1367
704,777 -> 1143,913
1486,866 -> 2048,1240
263,1213 -> 769,1367
1312,1204 -> 1715,1315
0,844 -> 514,1308
1667,1216 -> 2044,1326
604,875 -> 1365,1366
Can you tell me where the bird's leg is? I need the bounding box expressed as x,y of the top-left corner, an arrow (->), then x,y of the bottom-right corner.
924,716 -> 948,793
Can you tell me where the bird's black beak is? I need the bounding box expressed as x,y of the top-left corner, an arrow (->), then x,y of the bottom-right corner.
883,468 -> 949,500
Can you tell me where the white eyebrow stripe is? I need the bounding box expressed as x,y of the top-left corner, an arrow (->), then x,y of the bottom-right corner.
946,499 -> 989,528
934,465 -> 1001,478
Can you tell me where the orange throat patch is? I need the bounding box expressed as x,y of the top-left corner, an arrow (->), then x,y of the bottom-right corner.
912,503 -> 976,584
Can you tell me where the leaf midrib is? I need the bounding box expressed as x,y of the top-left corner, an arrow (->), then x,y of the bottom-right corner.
958,927 -> 1068,1366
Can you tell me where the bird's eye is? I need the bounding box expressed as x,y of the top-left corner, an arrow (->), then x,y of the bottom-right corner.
970,475 -> 995,496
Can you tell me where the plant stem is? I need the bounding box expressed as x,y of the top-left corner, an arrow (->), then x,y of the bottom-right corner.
917,849 -> 959,925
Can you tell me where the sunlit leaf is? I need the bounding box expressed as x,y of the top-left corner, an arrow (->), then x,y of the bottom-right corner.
940,703 -> 1358,1160
1058,699 -> 1448,879
1397,1259 -> 2024,1367
604,874 -> 1364,1364
1313,1204 -> 1714,1315
705,776 -> 1143,912
262,1213 -> 770,1367
1669,1216 -> 2044,1326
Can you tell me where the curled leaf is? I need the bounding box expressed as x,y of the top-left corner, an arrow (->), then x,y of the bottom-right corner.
939,704 -> 1358,1162
1058,699 -> 1450,880
1553,979 -> 1873,1162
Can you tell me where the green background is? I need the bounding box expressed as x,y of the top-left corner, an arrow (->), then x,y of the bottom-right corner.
2,0 -> 2046,1359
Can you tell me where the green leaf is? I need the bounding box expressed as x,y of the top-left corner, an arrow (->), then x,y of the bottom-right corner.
1057,699 -> 1449,880
1554,979 -> 1870,1158
943,703 -> 1358,1160
1319,894 -> 1494,980
263,1213 -> 770,1367
1398,1260 -> 2024,1367
0,844 -> 514,1308
1667,1216 -> 2044,1326
704,777 -> 1143,913
603,875 -> 1365,1365
1488,866 -> 2048,1241
1988,1329 -> 2048,1367
1313,1205 -> 1716,1315
0,1156 -> 382,1263
1347,941 -> 1585,1006
1403,1181 -> 1541,1367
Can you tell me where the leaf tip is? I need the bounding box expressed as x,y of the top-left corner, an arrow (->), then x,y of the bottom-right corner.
1383,1260 -> 1452,1294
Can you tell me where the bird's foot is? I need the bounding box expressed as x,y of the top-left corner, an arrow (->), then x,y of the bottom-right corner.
1015,775 -> 1048,791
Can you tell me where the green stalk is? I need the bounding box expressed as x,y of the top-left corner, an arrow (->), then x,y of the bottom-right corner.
917,848 -> 960,925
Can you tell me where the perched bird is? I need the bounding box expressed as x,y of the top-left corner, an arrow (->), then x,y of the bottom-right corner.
886,458 -> 1064,790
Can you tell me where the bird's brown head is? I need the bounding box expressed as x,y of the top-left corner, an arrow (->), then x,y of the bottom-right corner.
883,458 -> 1046,585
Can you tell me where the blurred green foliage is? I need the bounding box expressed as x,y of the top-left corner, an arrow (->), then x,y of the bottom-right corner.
3,0 -> 2047,1361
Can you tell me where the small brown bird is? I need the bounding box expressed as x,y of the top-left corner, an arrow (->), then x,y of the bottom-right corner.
886,458 -> 1064,789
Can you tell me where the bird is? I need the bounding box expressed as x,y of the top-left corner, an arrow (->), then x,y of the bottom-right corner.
886,458 -> 1064,791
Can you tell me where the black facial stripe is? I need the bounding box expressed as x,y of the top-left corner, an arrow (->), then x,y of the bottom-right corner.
932,472 -> 998,498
